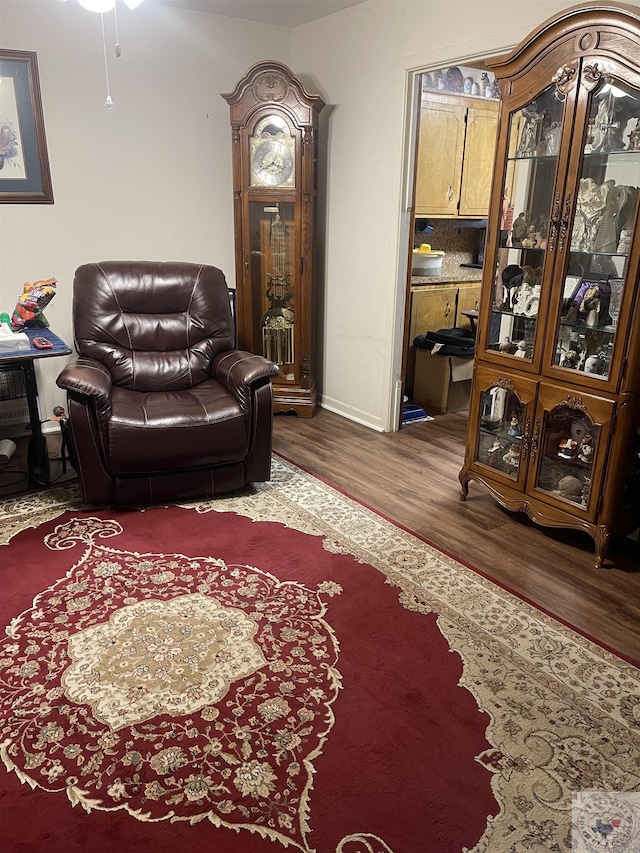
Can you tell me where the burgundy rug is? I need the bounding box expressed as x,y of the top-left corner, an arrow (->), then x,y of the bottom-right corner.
1,459 -> 639,852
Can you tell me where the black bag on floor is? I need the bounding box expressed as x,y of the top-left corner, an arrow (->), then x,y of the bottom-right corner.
413,327 -> 475,357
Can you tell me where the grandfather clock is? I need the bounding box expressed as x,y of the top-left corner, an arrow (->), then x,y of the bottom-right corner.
222,61 -> 325,417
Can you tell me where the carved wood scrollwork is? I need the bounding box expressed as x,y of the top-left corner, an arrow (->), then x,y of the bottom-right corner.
531,417 -> 541,460
493,377 -> 517,393
521,415 -> 531,461
582,62 -> 604,91
552,65 -> 577,96
547,192 -> 561,251
558,194 -> 572,252
253,72 -> 288,103
562,394 -> 590,417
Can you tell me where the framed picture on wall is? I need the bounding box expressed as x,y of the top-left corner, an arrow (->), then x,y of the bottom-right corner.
0,49 -> 53,203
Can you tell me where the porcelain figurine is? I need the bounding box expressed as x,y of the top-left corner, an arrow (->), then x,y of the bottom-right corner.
502,443 -> 520,470
578,433 -> 593,465
558,437 -> 577,459
508,414 -> 522,437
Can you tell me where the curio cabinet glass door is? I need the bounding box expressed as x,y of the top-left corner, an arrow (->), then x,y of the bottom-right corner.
544,69 -> 640,392
480,79 -> 577,369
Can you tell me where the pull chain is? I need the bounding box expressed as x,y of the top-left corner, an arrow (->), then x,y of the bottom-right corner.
114,1 -> 121,57
101,12 -> 114,109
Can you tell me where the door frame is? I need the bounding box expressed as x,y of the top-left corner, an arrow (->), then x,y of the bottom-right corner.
390,29 -> 534,431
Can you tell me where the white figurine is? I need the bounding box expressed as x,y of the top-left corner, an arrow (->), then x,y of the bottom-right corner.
502,443 -> 520,470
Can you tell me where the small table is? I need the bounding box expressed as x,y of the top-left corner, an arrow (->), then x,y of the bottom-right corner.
460,308 -> 479,336
0,327 -> 71,486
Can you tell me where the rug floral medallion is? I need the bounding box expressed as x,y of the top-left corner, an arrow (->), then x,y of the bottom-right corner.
1,457 -> 640,853
0,511 -> 343,851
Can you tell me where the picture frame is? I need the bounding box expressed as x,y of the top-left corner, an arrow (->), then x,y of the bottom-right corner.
0,49 -> 53,203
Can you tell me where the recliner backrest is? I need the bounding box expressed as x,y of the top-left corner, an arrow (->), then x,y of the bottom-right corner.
72,261 -> 235,392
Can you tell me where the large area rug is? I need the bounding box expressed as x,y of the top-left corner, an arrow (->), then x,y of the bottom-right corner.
0,457 -> 639,853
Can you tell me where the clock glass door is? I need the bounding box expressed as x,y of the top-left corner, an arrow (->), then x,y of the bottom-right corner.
249,201 -> 297,380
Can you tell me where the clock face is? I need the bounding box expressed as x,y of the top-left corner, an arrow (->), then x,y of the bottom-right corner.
251,139 -> 294,187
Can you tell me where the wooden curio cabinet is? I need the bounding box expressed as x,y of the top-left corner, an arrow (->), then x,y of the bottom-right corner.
222,62 -> 325,416
459,3 -> 640,566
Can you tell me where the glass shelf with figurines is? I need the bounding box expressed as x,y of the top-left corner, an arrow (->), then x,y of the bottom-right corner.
487,88 -> 561,364
486,315 -> 536,360
551,248 -> 626,379
476,386 -> 525,479
570,177 -> 638,257
487,257 -> 542,360
565,75 -> 639,364
583,78 -> 640,157
507,147 -> 640,166
553,327 -> 613,378
535,406 -> 598,508
508,86 -> 565,160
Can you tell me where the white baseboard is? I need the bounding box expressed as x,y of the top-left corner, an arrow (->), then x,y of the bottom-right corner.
318,394 -> 386,433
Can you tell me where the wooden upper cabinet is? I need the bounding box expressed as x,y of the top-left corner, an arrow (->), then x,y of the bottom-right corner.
459,105 -> 500,216
415,94 -> 498,218
415,97 -> 466,216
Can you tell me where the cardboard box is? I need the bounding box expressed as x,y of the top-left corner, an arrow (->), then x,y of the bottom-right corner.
413,349 -> 473,414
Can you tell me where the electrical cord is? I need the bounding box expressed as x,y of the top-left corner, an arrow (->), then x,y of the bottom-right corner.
0,409 -> 75,490
44,450 -> 76,485
0,466 -> 29,488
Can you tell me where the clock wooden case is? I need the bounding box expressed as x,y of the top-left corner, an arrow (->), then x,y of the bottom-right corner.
459,2 -> 640,567
222,61 -> 325,417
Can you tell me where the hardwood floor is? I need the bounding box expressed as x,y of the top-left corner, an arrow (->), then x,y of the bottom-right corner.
272,407 -> 640,663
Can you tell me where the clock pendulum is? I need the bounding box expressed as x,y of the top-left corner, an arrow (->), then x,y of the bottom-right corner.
261,206 -> 295,367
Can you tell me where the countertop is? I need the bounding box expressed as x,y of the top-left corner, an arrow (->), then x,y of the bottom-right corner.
411,265 -> 484,286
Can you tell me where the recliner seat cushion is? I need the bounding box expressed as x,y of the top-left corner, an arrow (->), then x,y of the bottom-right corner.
107,380 -> 248,475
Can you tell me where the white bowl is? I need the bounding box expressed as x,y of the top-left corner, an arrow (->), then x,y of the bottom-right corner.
412,250 -> 444,275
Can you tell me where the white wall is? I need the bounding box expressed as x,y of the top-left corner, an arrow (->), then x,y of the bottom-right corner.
292,0 -> 640,430
4,1 -> 640,434
0,0 -> 290,421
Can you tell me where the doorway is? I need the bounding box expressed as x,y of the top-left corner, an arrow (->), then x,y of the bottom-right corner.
399,63 -> 501,428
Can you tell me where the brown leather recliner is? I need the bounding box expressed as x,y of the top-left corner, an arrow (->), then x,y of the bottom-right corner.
56,261 -> 279,505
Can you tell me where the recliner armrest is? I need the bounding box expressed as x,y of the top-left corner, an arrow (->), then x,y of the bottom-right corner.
56,357 -> 113,420
212,350 -> 279,409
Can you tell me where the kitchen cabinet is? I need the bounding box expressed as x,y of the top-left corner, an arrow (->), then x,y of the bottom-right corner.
456,283 -> 481,333
407,281 -> 480,394
409,280 -> 481,341
415,94 -> 499,218
459,3 -> 640,567
410,284 -> 458,341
